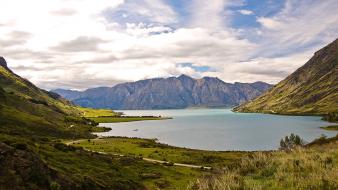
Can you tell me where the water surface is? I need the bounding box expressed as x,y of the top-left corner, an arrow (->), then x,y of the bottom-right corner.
97,109 -> 336,151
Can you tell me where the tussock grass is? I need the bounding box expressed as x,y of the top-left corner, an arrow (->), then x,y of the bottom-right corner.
188,146 -> 338,190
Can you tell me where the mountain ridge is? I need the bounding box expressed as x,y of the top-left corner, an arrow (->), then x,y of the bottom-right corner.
53,75 -> 272,110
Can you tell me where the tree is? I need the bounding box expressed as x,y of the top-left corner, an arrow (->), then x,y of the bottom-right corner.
323,112 -> 337,122
279,133 -> 304,151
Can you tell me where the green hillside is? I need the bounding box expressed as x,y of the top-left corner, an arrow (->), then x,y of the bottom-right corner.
0,57 -> 96,139
234,39 -> 338,115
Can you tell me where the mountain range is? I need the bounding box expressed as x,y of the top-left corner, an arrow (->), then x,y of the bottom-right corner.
234,38 -> 338,115
52,76 -> 272,110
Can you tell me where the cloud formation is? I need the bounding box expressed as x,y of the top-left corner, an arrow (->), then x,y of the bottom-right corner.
0,0 -> 337,90
239,9 -> 254,15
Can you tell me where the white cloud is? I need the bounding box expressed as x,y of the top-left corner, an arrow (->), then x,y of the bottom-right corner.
0,0 -> 337,90
188,0 -> 229,29
255,0 -> 338,57
256,17 -> 282,29
108,0 -> 178,24
239,9 -> 253,15
125,23 -> 172,37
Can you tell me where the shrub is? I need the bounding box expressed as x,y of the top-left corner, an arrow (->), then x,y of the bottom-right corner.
28,98 -> 48,106
279,133 -> 304,151
163,162 -> 174,166
323,112 -> 338,122
50,181 -> 61,190
14,143 -> 28,150
53,143 -> 76,152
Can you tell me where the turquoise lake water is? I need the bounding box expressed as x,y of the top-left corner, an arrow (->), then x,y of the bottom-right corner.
97,109 -> 337,151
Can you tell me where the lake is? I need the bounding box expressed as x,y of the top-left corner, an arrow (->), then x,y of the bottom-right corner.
97,109 -> 337,151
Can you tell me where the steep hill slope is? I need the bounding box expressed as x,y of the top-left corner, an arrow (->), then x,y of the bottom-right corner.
234,39 -> 338,115
53,75 -> 272,109
0,57 -> 94,138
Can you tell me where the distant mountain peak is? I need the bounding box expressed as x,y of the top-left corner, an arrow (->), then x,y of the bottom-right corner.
201,76 -> 223,83
178,74 -> 193,79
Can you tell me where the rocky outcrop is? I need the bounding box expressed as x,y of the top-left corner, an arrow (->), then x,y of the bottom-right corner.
0,57 -> 12,73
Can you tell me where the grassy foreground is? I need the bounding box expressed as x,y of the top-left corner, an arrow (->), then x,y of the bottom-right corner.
0,134 -> 208,190
70,137 -> 248,168
68,135 -> 338,190
188,135 -> 338,190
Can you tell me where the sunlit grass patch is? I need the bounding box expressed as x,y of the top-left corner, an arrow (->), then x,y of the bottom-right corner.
189,145 -> 338,190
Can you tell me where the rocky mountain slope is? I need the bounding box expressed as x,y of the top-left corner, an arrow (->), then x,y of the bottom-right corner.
53,75 -> 272,109
234,39 -> 338,115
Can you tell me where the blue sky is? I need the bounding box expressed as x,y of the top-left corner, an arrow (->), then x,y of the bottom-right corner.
0,0 -> 337,90
230,0 -> 285,28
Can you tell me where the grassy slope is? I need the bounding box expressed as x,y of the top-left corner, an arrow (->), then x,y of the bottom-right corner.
234,39 -> 338,115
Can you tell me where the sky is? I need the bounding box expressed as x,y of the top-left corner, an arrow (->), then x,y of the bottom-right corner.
0,0 -> 338,90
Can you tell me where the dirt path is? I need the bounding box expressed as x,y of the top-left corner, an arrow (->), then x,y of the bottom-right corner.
142,157 -> 212,169
66,139 -> 212,170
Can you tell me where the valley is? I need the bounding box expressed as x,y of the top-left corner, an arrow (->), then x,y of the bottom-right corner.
0,38 -> 337,189
1,1 -> 338,189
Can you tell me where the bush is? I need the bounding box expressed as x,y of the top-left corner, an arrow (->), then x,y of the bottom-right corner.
14,143 -> 28,150
50,181 -> 61,190
163,162 -> 174,166
279,133 -> 304,151
53,143 -> 76,152
28,98 -> 48,106
323,112 -> 338,122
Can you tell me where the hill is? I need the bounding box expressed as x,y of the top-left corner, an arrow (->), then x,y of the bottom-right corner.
234,39 -> 338,115
0,57 -> 95,139
53,75 -> 272,109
